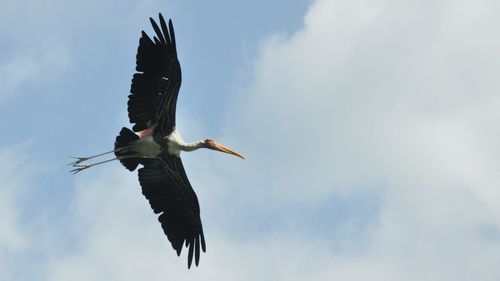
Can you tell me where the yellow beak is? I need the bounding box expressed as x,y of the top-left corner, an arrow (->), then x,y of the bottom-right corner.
209,141 -> 245,160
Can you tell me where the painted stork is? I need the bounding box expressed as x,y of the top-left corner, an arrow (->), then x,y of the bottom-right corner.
70,13 -> 244,268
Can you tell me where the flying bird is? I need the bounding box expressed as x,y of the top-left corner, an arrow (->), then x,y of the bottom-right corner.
70,13 -> 244,268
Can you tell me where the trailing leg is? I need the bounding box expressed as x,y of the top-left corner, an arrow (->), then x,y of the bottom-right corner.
70,155 -> 152,174
69,147 -> 128,166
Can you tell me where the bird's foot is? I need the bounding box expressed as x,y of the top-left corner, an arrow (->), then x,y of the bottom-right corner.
68,156 -> 90,166
70,164 -> 91,174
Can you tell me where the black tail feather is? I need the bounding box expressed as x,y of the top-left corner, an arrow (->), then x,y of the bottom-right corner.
114,127 -> 140,171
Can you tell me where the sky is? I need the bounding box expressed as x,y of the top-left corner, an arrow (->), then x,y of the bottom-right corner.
1,0 -> 500,280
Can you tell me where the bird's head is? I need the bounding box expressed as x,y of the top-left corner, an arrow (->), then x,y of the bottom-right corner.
204,139 -> 245,160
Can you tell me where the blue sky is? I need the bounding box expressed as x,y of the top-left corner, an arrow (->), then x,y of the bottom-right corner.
2,0 -> 500,280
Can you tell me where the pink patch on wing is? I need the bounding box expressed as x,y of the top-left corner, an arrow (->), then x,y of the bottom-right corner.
138,128 -> 154,139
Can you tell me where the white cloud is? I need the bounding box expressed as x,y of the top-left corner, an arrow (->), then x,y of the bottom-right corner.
215,0 -> 500,279
0,145 -> 36,280
0,148 -> 29,250
0,47 -> 71,103
0,0 -> 75,103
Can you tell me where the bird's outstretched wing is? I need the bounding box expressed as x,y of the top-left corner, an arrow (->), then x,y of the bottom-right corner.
128,13 -> 181,136
138,155 -> 206,268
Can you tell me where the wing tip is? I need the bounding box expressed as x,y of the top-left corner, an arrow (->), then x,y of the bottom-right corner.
195,236 -> 201,266
187,239 -> 194,269
201,230 -> 207,252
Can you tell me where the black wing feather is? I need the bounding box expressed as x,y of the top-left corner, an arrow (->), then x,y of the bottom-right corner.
150,17 -> 166,44
187,237 -> 194,268
138,155 -> 205,268
159,14 -> 171,47
169,19 -> 177,55
195,236 -> 200,266
128,13 -> 181,134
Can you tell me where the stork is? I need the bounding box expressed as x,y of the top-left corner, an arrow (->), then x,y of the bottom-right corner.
70,13 -> 244,268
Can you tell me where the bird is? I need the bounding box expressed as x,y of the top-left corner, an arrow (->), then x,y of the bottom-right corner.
70,13 -> 244,268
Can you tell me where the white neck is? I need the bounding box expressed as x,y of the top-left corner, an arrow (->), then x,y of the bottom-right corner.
167,129 -> 207,156
178,140 -> 205,152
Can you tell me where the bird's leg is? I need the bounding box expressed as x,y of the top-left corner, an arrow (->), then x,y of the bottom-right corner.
70,157 -> 118,174
70,155 -> 154,174
69,145 -> 136,166
69,150 -> 117,166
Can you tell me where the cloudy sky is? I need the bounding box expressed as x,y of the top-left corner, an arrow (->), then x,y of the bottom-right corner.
1,0 -> 500,280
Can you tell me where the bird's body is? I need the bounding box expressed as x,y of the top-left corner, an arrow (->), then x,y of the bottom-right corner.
71,13 -> 244,268
119,128 -> 206,158
133,134 -> 162,157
